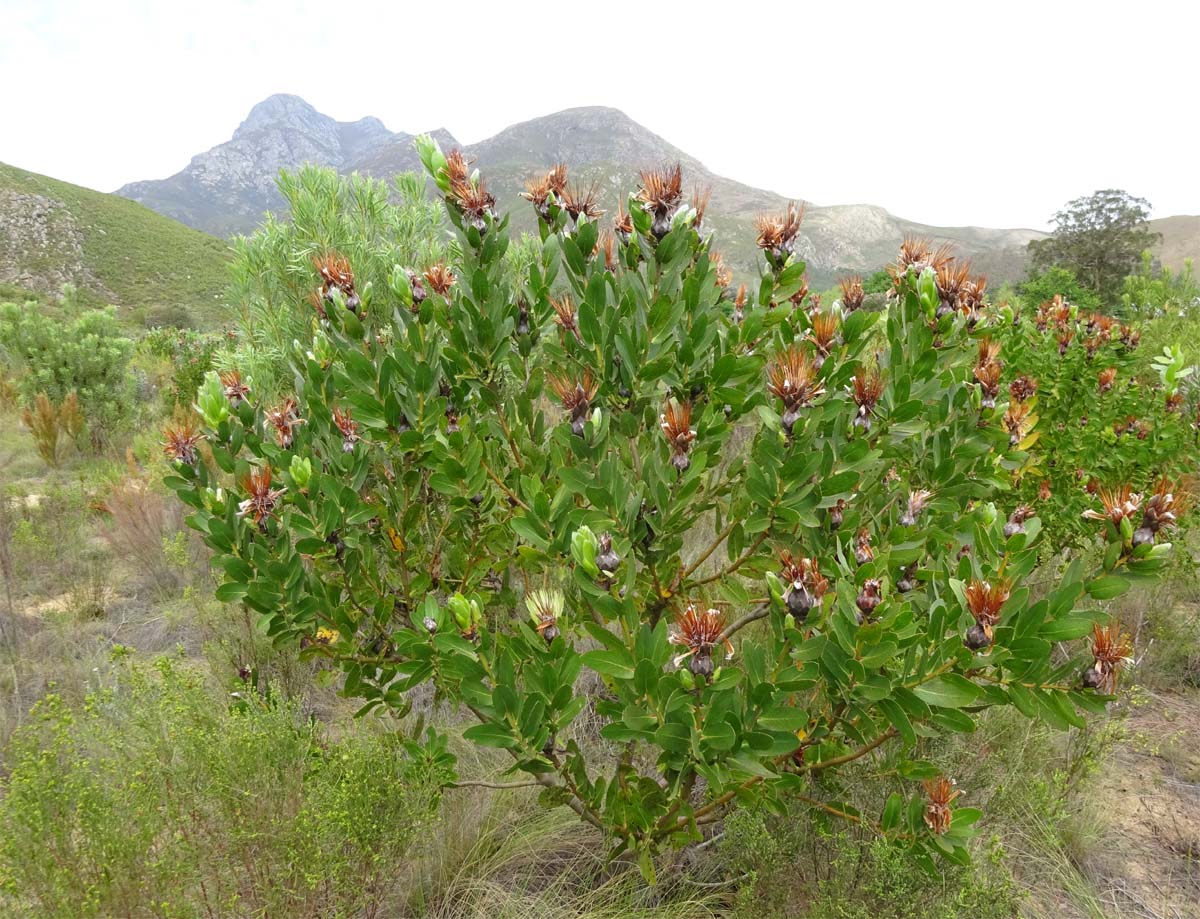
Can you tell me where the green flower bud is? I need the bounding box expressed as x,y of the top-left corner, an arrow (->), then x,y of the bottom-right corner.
195,371 -> 229,428
571,526 -> 601,578
289,455 -> 312,489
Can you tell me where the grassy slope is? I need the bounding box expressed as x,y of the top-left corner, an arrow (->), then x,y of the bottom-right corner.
0,161 -> 231,326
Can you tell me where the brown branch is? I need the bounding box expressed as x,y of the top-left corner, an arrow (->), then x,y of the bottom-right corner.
481,459 -> 530,511
678,517 -> 739,583
719,604 -> 770,643
448,779 -> 541,790
692,532 -> 769,586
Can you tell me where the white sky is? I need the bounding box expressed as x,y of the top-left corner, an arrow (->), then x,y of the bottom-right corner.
2,0 -> 1196,230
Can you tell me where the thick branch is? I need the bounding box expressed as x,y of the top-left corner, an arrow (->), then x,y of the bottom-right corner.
719,604 -> 770,643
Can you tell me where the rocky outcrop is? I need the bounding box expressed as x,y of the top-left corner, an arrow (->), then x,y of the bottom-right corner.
0,189 -> 112,298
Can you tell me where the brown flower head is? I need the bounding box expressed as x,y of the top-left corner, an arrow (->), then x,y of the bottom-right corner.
669,604 -> 733,677
1097,367 -> 1117,394
550,296 -> 581,340
923,777 -> 960,835
1083,484 -> 1142,528
1166,391 -> 1184,413
733,284 -> 748,324
443,148 -> 471,188
560,183 -> 604,222
1082,622 -> 1134,694
332,406 -> 359,453
1008,375 -> 1037,403
854,528 -> 874,566
889,237 -> 954,285
520,163 -> 568,219
424,262 -> 457,297
1134,477 -> 1188,546
1056,327 -> 1074,355
238,465 -> 286,529
935,260 -> 973,318
839,275 -> 865,313
807,311 -> 840,366
313,253 -> 360,314
266,397 -> 304,449
660,400 -> 697,472
899,488 -> 933,527
788,273 -> 810,309
692,184 -> 712,229
710,250 -> 733,290
856,578 -> 882,622
613,202 -> 634,242
1003,400 -> 1033,447
547,369 -> 600,437
850,365 -> 885,431
767,346 -> 825,434
1003,505 -> 1035,538
637,164 -> 684,239
755,202 -> 805,263
963,578 -> 1011,648
220,370 -> 251,406
779,552 -> 829,621
1038,479 -> 1052,501
161,421 -> 203,466
599,231 -> 618,272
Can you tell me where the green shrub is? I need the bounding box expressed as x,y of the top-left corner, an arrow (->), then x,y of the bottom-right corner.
168,137 -> 1191,878
0,656 -> 453,918
1016,267 -> 1101,313
139,326 -> 222,411
0,302 -> 134,448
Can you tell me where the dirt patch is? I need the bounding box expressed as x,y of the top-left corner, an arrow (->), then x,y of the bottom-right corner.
1083,689 -> 1200,918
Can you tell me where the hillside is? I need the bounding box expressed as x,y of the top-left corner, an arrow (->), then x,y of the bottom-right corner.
1149,214 -> 1200,272
0,162 -> 230,326
117,96 -> 1048,287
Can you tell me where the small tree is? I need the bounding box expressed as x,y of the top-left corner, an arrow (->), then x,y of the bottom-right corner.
170,140 -> 1189,876
1028,190 -> 1161,309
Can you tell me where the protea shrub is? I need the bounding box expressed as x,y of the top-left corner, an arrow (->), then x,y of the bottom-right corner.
167,136 -> 1194,879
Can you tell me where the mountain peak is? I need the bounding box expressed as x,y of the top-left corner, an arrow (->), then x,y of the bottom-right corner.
234,94 -> 326,139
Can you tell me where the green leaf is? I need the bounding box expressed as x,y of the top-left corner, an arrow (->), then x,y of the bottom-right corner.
580,649 -> 635,680
462,723 -> 518,749
912,674 -> 981,709
1085,575 -> 1129,600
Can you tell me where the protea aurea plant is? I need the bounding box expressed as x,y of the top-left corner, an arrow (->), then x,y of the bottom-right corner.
1003,400 -> 1033,447
853,528 -> 874,566
669,604 -> 733,678
899,488 -> 933,527
636,164 -> 684,240
806,311 -> 840,369
1081,622 -> 1133,693
548,369 -> 599,437
219,370 -> 251,406
526,589 -> 565,643
332,406 -> 359,453
923,777 -> 960,835
778,552 -> 829,621
613,201 -> 633,243
443,149 -> 496,232
162,420 -> 203,466
755,202 -> 804,267
521,162 -> 568,221
424,262 -> 457,297
560,183 -> 604,223
237,465 -> 285,531
1134,477 -> 1187,546
838,275 -> 864,313
266,397 -> 303,449
766,345 -> 824,435
856,578 -> 882,623
660,400 -> 696,472
889,236 -> 953,285
850,365 -> 884,432
957,275 -> 987,328
313,253 -> 361,314
934,260 -> 972,319
963,577 -> 1011,649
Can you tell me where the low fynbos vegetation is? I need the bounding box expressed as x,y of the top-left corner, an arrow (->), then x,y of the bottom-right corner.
165,135 -> 1192,880
0,656 -> 453,918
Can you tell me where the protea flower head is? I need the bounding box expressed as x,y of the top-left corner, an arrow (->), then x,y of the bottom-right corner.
313,253 -> 361,314
520,163 -> 568,219
973,341 -> 1002,408
560,183 -> 604,222
424,262 -> 457,297
779,552 -> 829,621
595,532 -> 621,579
600,231 -> 618,272
1134,477 -> 1188,546
854,528 -> 874,566
1038,479 -> 1052,502
1009,375 -> 1037,403
963,578 -> 1011,649
408,270 -> 428,312
1082,621 -> 1133,693
755,202 -> 805,264
1119,325 -> 1141,349
613,202 -> 634,242
957,274 -> 987,327
1083,484 -> 1142,529
1003,400 -> 1033,446
899,488 -> 933,527
807,312 -> 840,367
850,365 -> 884,431
445,151 -> 496,232
889,237 -> 954,285
220,370 -> 251,406
332,406 -> 359,453
1166,391 -> 1184,413
709,250 -> 733,290
238,465 -> 285,530
550,296 -> 581,341
1003,505 -> 1035,538
669,604 -> 733,677
548,369 -> 600,437
1057,327 -> 1074,355
692,184 -> 712,230
266,397 -> 304,449
733,284 -> 748,324
660,400 -> 697,472
766,346 -> 825,434
838,275 -> 865,313
636,164 -> 684,240
161,421 -> 203,466
856,578 -> 882,623
923,777 -> 960,835
935,260 -> 972,318
788,273 -> 810,310
526,589 -> 565,643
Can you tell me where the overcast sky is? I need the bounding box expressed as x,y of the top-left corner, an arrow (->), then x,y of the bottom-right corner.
3,0 -> 1196,230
